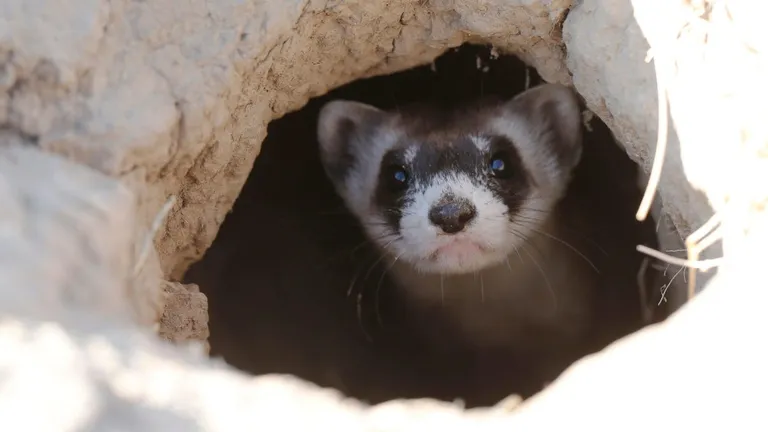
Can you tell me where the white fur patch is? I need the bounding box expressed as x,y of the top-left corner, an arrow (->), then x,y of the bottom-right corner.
404,146 -> 418,164
469,135 -> 491,152
392,172 -> 520,274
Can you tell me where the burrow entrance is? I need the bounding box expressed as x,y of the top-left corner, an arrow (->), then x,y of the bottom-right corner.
184,44 -> 670,407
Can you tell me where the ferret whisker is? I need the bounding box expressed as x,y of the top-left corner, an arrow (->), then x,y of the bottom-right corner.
323,241 -> 374,266
502,225 -> 534,261
347,265 -> 363,297
519,243 -> 558,312
349,241 -> 401,341
362,220 -> 396,229
512,213 -> 609,257
347,263 -> 372,342
362,238 -> 399,282
365,232 -> 401,243
375,251 -> 405,328
355,295 -> 373,342
346,245 -> 394,297
514,223 -> 600,273
505,225 -> 547,259
500,214 -> 548,224
515,204 -> 551,213
340,233 -> 399,259
344,239 -> 373,258
505,256 -> 514,272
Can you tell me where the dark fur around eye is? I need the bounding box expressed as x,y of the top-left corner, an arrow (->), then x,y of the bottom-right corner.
489,150 -> 514,179
486,136 -> 525,182
483,135 -> 530,217
378,150 -> 410,193
382,164 -> 409,192
373,150 -> 411,233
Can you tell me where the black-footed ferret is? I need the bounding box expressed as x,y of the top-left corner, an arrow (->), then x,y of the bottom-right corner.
317,84 -> 605,393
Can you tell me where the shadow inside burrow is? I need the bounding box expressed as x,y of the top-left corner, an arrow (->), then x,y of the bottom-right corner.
183,43 -> 668,407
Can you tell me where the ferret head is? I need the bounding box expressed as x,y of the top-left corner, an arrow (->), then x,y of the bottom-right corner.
317,84 -> 583,274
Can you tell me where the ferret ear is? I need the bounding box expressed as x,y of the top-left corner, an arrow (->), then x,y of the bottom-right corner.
506,83 -> 583,170
317,100 -> 386,182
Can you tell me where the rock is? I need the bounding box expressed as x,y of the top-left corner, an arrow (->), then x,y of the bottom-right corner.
158,281 -> 210,352
0,144 -> 136,322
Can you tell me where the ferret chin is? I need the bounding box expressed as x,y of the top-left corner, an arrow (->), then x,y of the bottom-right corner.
317,83 -> 597,351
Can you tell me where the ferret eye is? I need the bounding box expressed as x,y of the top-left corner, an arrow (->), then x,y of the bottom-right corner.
490,151 -> 513,178
385,165 -> 409,191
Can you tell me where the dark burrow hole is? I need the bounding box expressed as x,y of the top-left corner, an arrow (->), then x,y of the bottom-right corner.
184,44 -> 669,407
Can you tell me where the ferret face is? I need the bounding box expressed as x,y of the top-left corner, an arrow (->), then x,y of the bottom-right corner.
317,84 -> 583,275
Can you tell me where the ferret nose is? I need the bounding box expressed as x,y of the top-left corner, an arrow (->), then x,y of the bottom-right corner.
428,198 -> 477,234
